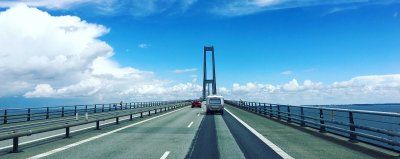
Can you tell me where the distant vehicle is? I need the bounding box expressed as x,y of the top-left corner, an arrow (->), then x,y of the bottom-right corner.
191,100 -> 202,108
206,95 -> 224,115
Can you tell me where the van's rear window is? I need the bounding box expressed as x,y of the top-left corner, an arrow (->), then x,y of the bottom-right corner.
209,98 -> 221,104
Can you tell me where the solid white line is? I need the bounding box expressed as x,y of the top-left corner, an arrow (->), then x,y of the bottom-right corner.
0,115 -> 139,151
27,107 -> 186,159
187,121 -> 194,128
160,151 -> 170,159
225,108 -> 294,159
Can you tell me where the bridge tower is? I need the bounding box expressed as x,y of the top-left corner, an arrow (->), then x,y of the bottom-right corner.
203,46 -> 217,100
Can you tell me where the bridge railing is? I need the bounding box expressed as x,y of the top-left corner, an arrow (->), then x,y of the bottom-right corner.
225,100 -> 400,152
0,101 -> 182,125
0,100 -> 191,153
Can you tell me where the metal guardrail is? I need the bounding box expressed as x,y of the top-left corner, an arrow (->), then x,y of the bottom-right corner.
0,101 -> 182,125
0,100 -> 190,153
225,100 -> 400,152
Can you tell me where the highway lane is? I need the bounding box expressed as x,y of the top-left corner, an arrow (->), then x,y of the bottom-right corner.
27,107 -> 203,159
187,111 -> 283,159
1,104 -> 290,159
0,110 -> 156,151
222,110 -> 282,159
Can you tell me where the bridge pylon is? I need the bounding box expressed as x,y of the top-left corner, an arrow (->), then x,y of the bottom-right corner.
202,46 -> 217,100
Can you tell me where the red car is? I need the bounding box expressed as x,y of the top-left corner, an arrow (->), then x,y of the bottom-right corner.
191,100 -> 202,108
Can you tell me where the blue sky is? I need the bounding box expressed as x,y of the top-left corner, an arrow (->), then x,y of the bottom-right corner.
0,0 -> 400,106
50,1 -> 400,85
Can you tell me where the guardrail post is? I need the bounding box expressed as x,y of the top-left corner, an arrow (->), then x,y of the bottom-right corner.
263,103 -> 267,115
269,104 -> 273,117
46,107 -> 49,119
116,117 -> 119,124
319,109 -> 326,132
300,107 -> 305,127
287,106 -> 291,122
61,107 -> 64,117
130,103 -> 132,109
109,104 -> 112,111
102,104 -> 105,112
12,137 -> 19,153
130,113 -> 133,120
155,109 -> 157,114
277,105 -> 281,120
148,110 -> 151,116
94,105 -> 97,113
27,108 -> 31,121
65,127 -> 70,138
349,112 -> 357,141
74,106 -> 77,115
4,109 -> 7,124
85,105 -> 88,113
96,121 -> 100,130
140,112 -> 143,118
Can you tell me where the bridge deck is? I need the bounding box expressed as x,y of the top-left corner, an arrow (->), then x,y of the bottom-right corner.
0,104 -> 398,158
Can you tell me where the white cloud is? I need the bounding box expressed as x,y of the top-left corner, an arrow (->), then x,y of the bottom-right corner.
281,70 -> 292,75
0,4 -> 201,102
138,43 -> 150,49
325,6 -> 358,15
220,74 -> 400,105
0,0 -> 92,9
211,0 -> 390,16
0,0 -> 198,17
1,5 -> 400,105
173,68 -> 198,74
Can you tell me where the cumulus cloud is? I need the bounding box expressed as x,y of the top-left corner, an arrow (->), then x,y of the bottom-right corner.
173,68 -> 198,74
0,4 -> 200,102
220,75 -> 400,105
1,4 -> 400,105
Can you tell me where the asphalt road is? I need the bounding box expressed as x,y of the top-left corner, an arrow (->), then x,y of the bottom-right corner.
0,105 -> 285,159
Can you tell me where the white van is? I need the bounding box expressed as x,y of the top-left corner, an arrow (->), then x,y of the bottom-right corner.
206,95 -> 224,115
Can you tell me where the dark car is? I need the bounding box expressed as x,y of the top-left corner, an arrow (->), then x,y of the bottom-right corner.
191,100 -> 202,108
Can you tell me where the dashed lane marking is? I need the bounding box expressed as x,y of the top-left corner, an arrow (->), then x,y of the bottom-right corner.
160,151 -> 170,159
187,121 -> 194,128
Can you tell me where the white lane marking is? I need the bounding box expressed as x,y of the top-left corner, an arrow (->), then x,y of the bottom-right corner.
187,121 -> 194,128
27,107 -> 186,159
225,108 -> 294,159
160,151 -> 170,159
197,113 -> 200,116
0,115 -> 139,151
